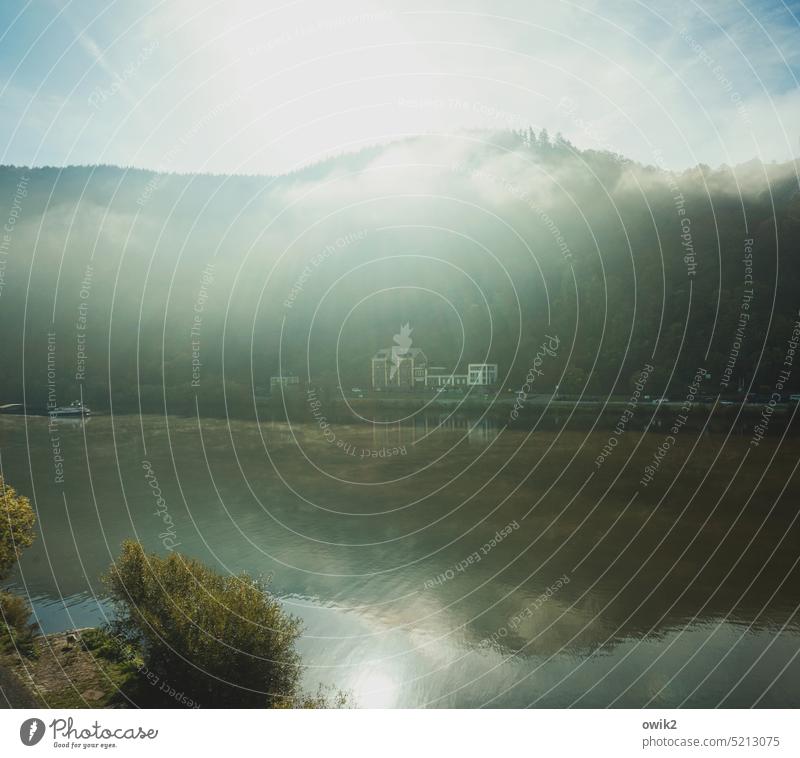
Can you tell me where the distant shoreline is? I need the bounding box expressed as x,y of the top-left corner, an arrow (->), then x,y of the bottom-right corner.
3,396 -> 797,439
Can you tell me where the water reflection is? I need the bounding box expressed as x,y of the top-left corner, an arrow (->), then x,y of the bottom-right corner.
365,413 -> 501,448
2,412 -> 798,707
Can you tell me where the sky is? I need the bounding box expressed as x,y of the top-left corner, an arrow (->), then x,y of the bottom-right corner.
0,0 -> 798,175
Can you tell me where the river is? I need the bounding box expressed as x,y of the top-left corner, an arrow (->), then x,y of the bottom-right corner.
2,412 -> 798,707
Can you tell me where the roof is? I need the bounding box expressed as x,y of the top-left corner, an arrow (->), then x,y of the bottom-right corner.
372,347 -> 428,361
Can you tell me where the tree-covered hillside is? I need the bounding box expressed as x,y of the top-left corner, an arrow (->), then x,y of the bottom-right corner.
1,131 -> 798,412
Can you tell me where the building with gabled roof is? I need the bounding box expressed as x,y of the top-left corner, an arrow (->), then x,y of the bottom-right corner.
372,347 -> 428,390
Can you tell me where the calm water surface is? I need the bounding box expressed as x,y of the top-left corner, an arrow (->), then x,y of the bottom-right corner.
2,412 -> 798,707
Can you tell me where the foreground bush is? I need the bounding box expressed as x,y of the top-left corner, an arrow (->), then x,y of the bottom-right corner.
0,592 -> 37,656
105,541 -> 310,708
0,475 -> 36,581
0,476 -> 37,657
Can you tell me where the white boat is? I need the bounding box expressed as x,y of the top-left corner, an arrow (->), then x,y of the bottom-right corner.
50,400 -> 92,417
0,403 -> 26,415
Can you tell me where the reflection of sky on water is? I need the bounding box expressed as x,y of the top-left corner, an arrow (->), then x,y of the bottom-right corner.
3,413 -> 799,707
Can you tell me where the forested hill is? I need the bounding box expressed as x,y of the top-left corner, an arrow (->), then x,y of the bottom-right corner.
1,131 -> 799,411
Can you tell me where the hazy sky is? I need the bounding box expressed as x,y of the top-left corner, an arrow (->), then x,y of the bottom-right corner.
1,0 -> 798,174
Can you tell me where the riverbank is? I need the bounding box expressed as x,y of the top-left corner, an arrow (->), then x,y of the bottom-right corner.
322,395 -> 800,439
7,394 -> 793,441
0,628 -> 136,708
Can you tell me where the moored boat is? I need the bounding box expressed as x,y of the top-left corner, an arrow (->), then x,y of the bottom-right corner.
50,400 -> 92,417
0,403 -> 26,415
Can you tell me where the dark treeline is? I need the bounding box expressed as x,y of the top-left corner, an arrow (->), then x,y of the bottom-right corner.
1,131 -> 798,415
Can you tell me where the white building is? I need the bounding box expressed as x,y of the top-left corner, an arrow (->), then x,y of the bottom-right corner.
370,351 -> 498,391
467,363 -> 498,386
426,368 -> 469,388
270,374 -> 300,390
372,348 -> 428,390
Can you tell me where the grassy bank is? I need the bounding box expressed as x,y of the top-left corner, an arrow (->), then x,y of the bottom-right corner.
1,627 -> 138,708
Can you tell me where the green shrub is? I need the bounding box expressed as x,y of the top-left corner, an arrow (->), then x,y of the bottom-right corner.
0,475 -> 36,581
104,541 -> 307,708
0,592 -> 37,657
79,627 -> 136,664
